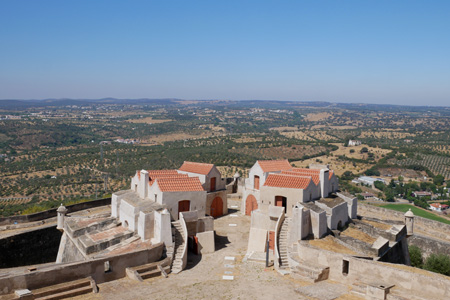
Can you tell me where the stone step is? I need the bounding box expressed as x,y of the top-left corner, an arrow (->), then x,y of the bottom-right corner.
36,285 -> 94,300
140,267 -> 165,280
291,272 -> 317,283
131,259 -> 170,274
32,277 -> 95,300
292,263 -> 329,283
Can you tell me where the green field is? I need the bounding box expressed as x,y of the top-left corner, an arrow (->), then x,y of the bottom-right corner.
380,204 -> 450,225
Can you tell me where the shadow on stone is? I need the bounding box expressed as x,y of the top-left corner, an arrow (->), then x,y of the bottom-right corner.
214,233 -> 231,251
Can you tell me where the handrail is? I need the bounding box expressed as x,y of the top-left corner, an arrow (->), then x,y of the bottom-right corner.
274,211 -> 285,270
178,212 -> 189,271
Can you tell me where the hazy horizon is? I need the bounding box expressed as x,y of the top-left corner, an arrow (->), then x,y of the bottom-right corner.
1,1 -> 449,106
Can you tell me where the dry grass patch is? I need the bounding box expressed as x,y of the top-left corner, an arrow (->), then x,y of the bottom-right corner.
307,131 -> 337,141
329,125 -> 358,130
126,117 -> 171,124
292,143 -> 390,176
361,219 -> 391,230
309,236 -> 358,255
292,155 -> 371,176
279,131 -> 316,141
359,130 -> 416,139
341,227 -> 376,244
305,112 -> 332,122
269,126 -> 298,132
230,145 -> 328,160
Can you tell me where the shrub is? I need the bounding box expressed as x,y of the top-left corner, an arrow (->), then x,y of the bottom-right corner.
409,245 -> 423,268
423,253 -> 450,276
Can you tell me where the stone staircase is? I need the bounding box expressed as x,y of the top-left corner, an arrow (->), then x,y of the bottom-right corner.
31,277 -> 97,300
291,260 -> 329,283
278,217 -> 290,270
126,257 -> 171,281
350,280 -> 367,298
171,220 -> 186,274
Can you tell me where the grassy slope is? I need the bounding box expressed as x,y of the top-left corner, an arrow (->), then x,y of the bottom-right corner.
380,204 -> 450,225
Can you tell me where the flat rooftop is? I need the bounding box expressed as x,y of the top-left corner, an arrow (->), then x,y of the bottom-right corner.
317,196 -> 345,208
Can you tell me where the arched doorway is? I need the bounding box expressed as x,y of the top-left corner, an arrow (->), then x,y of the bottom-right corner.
245,195 -> 258,216
210,196 -> 223,218
178,200 -> 190,214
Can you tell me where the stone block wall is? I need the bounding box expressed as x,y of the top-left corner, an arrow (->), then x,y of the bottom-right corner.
358,203 -> 450,241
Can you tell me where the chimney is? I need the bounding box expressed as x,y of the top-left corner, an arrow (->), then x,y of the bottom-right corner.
320,169 -> 330,198
139,170 -> 149,199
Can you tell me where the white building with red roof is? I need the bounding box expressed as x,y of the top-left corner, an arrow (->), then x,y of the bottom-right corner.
148,177 -> 207,219
243,160 -> 356,265
430,203 -> 449,212
178,161 -> 228,218
178,161 -> 226,192
110,162 -> 229,272
242,160 -> 339,216
260,174 -> 320,216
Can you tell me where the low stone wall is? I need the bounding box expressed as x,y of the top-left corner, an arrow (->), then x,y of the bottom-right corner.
409,234 -> 450,259
0,198 -> 111,226
358,203 -> 450,241
298,242 -> 450,299
0,242 -> 164,295
0,225 -> 62,268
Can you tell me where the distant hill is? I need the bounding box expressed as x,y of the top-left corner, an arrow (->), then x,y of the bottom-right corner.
0,98 -> 448,111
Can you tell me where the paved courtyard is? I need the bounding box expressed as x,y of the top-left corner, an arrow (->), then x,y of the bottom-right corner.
75,199 -> 360,300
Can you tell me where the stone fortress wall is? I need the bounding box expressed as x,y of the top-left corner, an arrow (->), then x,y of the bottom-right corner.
0,198 -> 111,226
358,203 -> 450,240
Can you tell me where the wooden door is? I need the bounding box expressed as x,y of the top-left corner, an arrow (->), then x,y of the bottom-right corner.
275,196 -> 283,207
210,196 -> 223,218
254,175 -> 260,190
268,231 -> 275,253
275,196 -> 287,213
210,177 -> 216,192
178,200 -> 190,213
193,236 -> 199,255
245,195 -> 258,216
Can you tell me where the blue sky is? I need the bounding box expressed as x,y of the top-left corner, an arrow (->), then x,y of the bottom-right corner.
0,1 -> 449,106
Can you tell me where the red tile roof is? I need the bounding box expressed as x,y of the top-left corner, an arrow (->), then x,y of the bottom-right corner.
430,203 -> 448,209
147,169 -> 179,175
329,170 -> 334,180
263,174 -> 312,189
156,177 -> 205,192
257,160 -> 292,173
149,173 -> 189,186
179,161 -> 214,175
289,168 -> 321,185
291,167 -> 320,174
281,170 -> 320,185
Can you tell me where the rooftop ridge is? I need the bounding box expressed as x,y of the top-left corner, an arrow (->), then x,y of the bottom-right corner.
179,161 -> 214,175
263,173 -> 312,189
257,159 -> 292,172
155,177 -> 204,192
281,171 -> 320,185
